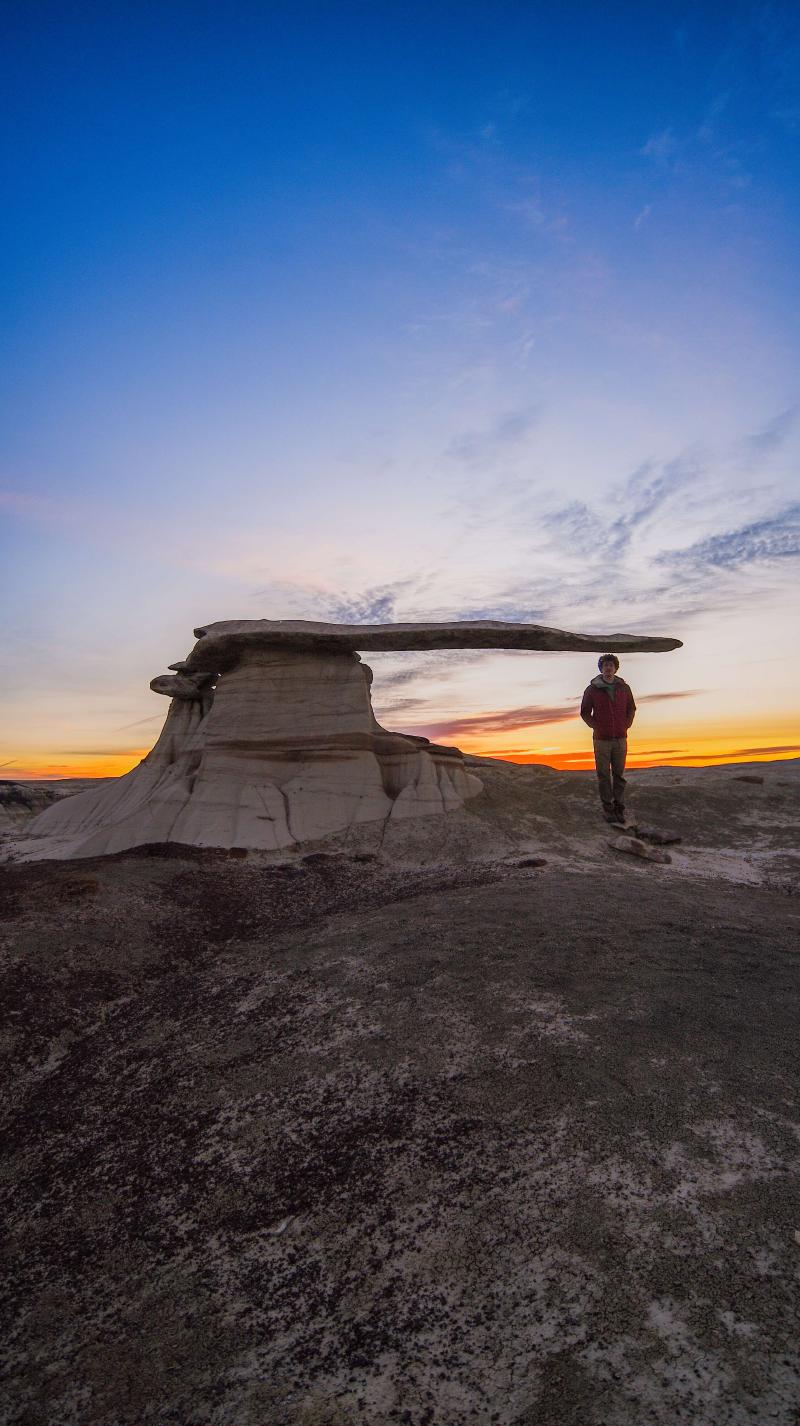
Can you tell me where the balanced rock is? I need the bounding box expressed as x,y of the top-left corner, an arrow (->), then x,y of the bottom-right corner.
27,617 -> 681,859
181,617 -> 681,670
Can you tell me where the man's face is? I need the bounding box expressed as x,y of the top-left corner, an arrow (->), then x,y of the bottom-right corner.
600,659 -> 617,681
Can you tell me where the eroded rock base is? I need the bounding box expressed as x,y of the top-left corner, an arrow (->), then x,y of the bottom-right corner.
25,649 -> 481,859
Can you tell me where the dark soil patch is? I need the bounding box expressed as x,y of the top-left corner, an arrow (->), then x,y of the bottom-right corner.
1,860 -> 799,1426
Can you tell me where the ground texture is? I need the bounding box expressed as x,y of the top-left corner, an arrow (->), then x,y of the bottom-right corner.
1,761 -> 799,1425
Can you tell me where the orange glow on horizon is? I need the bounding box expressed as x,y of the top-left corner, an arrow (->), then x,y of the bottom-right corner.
4,703 -> 799,783
4,736 -> 798,782
477,748 -> 799,769
454,728 -> 800,769
426,708 -> 800,771
2,751 -> 148,782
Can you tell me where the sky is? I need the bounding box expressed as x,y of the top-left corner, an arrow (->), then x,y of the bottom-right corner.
2,0 -> 799,778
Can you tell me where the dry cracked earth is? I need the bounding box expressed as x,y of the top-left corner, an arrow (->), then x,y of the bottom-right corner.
1,760 -> 800,1426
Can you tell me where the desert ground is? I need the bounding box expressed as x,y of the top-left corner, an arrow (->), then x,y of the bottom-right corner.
1,758 -> 799,1425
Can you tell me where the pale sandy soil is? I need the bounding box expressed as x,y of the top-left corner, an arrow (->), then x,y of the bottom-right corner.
1,760 -> 799,1425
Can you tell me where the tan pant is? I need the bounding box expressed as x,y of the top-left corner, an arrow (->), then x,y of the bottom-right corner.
593,737 -> 627,813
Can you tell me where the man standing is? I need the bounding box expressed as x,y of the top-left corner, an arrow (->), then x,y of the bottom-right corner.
580,654 -> 636,824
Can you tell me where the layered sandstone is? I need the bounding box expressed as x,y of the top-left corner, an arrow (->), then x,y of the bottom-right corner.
25,617 -> 681,858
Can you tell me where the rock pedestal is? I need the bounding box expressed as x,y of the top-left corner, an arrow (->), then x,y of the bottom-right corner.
27,648 -> 481,857
26,617 -> 682,859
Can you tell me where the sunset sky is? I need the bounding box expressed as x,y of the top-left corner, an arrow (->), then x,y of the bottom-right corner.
2,2 -> 799,779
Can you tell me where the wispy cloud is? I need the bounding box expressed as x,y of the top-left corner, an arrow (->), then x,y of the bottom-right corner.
446,405 -> 541,466
454,600 -> 549,622
541,454 -> 699,564
372,667 -> 423,691
249,576 -> 433,626
503,197 -> 570,238
608,454 -> 699,553
503,433 -> 800,632
638,52 -> 764,196
373,696 -> 431,718
639,128 -> 679,164
329,585 -> 405,623
732,745 -> 800,756
426,115 -> 570,244
413,702 -> 576,741
369,651 -> 490,691
741,405 -> 799,462
242,422 -> 797,662
541,499 -> 607,555
637,690 -> 707,703
660,502 -> 800,571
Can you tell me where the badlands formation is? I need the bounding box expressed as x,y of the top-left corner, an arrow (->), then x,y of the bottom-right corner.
25,617 -> 681,859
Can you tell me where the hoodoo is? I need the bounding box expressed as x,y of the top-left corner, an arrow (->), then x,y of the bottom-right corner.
27,618 -> 681,858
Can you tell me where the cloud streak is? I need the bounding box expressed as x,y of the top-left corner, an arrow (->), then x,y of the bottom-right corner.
637,690 -> 707,703
607,455 -> 699,554
541,453 -> 699,566
412,691 -> 705,748
373,696 -> 431,718
249,576 -> 435,626
370,651 -> 491,691
639,128 -> 678,164
413,702 -> 576,740
741,405 -> 799,462
660,502 -> 800,572
446,405 -> 540,467
243,425 -> 798,700
728,745 -> 800,757
328,579 -> 429,624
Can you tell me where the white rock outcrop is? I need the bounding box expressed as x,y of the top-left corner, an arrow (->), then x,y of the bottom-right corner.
25,617 -> 682,859
25,649 -> 481,858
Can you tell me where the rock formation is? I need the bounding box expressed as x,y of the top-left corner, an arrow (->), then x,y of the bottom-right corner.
26,618 -> 681,858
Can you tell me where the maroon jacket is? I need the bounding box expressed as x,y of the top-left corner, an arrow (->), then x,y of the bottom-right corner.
580,675 -> 636,740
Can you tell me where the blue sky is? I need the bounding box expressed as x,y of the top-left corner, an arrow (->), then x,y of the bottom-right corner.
2,1 -> 799,773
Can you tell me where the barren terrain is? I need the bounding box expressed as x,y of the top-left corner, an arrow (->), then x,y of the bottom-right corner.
2,759 -> 799,1425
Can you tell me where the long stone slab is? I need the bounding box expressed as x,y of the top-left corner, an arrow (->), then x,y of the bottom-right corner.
184,618 -> 682,672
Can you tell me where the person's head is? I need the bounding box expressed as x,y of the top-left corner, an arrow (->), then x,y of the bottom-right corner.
598,653 -> 619,681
